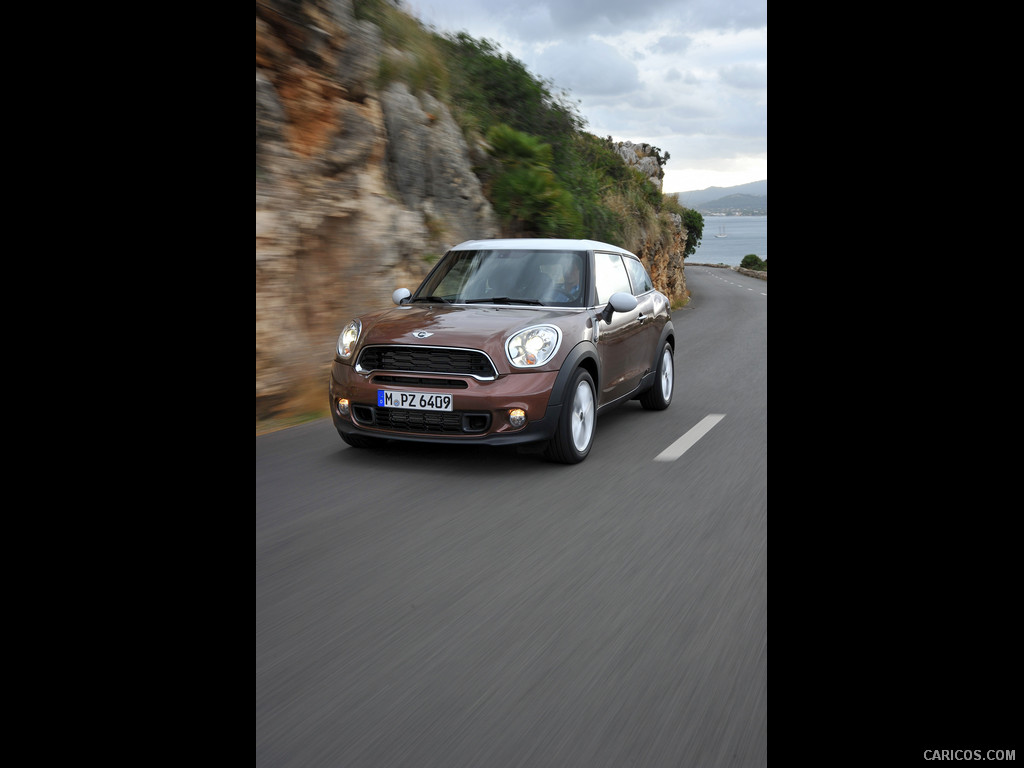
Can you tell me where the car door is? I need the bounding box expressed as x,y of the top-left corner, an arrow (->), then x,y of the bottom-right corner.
623,255 -> 664,370
593,250 -> 647,403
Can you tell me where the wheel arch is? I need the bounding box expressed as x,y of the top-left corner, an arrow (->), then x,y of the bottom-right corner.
655,321 -> 675,365
550,341 -> 600,406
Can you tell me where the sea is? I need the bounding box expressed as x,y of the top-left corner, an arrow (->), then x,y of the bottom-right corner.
689,215 -> 767,267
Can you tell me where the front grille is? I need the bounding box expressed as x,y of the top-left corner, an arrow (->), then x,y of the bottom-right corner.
357,346 -> 497,379
352,405 -> 491,435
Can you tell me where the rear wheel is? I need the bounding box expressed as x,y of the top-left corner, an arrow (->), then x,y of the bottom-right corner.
640,342 -> 673,410
544,368 -> 596,464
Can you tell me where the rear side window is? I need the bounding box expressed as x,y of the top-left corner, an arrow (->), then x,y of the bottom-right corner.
594,251 -> 632,303
624,257 -> 653,294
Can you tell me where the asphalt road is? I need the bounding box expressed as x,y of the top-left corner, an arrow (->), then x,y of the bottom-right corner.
256,266 -> 767,767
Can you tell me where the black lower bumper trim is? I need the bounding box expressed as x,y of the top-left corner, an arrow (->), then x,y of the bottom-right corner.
334,404 -> 562,447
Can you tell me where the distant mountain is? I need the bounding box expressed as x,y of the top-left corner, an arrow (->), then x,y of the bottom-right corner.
671,180 -> 767,215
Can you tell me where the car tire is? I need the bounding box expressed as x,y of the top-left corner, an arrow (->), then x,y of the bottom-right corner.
640,342 -> 673,411
545,368 -> 596,464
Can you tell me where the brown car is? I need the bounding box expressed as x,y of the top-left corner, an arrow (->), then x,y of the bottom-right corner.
329,238 -> 675,463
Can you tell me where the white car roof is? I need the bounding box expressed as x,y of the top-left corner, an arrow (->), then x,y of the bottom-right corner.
450,238 -> 638,258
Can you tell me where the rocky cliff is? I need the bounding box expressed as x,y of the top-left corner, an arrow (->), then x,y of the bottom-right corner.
614,141 -> 664,188
255,0 -> 687,423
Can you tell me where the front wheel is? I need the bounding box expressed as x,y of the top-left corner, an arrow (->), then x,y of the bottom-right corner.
640,342 -> 673,411
544,368 -> 596,464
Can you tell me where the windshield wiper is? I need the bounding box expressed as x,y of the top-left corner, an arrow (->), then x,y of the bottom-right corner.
412,295 -> 452,303
465,297 -> 544,305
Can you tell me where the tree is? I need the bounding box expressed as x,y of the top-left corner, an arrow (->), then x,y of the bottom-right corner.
486,124 -> 582,237
681,208 -> 704,259
740,254 -> 767,271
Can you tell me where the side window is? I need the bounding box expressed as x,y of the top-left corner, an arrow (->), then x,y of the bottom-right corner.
594,251 -> 632,303
624,257 -> 653,295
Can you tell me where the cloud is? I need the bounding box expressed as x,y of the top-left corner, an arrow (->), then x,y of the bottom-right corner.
409,0 -> 767,191
651,34 -> 694,56
494,0 -> 682,38
719,63 -> 767,90
531,39 -> 642,97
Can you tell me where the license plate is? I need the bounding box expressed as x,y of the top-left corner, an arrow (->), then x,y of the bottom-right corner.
377,390 -> 454,411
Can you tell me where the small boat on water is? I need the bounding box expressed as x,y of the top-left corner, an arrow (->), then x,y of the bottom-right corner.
714,225 -> 727,238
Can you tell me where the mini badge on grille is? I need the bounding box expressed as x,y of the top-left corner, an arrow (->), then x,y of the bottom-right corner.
412,331 -> 433,338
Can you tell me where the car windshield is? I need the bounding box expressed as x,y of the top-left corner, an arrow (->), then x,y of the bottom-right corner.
414,249 -> 587,307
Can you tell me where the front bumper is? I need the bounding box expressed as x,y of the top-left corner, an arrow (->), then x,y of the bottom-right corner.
329,360 -> 563,446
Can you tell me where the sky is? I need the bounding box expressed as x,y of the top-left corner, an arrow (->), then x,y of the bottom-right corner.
405,0 -> 766,193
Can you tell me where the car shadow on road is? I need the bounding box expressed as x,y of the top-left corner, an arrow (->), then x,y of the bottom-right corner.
330,429 -> 542,471
329,401 -> 654,474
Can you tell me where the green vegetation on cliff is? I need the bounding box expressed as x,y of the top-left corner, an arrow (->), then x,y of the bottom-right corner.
354,0 -> 703,255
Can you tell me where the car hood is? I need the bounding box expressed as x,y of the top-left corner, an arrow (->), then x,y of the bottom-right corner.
358,304 -> 585,353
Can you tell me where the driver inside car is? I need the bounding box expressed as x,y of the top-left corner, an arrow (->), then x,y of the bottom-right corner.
555,259 -> 581,302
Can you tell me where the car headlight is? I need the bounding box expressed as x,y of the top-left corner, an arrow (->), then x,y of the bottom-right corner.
506,325 -> 562,368
337,319 -> 361,359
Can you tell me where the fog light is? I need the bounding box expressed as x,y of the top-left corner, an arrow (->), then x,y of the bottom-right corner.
509,408 -> 527,428
337,398 -> 350,417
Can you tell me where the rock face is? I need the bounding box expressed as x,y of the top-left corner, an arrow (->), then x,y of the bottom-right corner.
255,0 -> 685,422
256,0 -> 497,419
640,214 -> 688,303
380,83 -> 498,237
614,141 -> 664,190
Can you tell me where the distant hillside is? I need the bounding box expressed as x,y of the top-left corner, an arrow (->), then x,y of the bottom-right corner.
671,180 -> 767,215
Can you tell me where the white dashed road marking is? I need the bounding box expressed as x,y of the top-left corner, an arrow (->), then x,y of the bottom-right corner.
655,414 -> 726,462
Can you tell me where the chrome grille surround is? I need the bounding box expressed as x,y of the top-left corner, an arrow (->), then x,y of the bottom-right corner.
356,345 -> 498,380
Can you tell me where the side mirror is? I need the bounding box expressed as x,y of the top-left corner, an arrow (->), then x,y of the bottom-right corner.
602,291 -> 638,321
609,292 -> 638,313
392,288 -> 411,305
